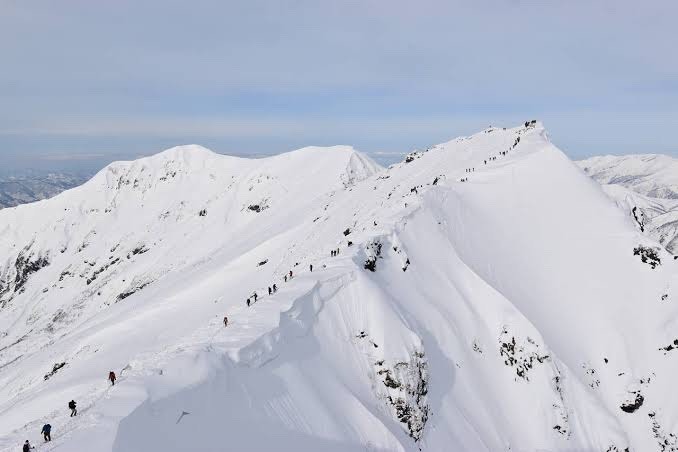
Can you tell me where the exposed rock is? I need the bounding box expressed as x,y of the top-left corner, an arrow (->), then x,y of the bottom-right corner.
633,245 -> 661,269
44,362 -> 66,381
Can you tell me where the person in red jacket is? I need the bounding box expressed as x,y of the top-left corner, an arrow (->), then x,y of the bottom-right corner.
108,371 -> 116,386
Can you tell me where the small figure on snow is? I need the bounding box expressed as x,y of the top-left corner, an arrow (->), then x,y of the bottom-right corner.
272,284 -> 277,292
284,275 -> 287,283
253,292 -> 258,302
268,286 -> 272,295
69,400 -> 77,417
289,270 -> 293,278
23,440 -> 34,452
223,316 -> 228,327
109,371 -> 116,386
41,424 -> 51,442
246,298 -> 251,307
309,264 -> 313,272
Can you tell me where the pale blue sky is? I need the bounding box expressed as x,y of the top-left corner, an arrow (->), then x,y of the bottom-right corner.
1,0 -> 677,170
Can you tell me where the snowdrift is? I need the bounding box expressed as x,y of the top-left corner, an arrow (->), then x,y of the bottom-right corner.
2,124 -> 678,452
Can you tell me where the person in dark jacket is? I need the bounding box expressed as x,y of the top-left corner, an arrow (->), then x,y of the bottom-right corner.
69,400 -> 77,416
268,286 -> 272,295
223,316 -> 228,327
253,292 -> 258,302
272,284 -> 277,292
41,424 -> 51,441
109,371 -> 116,386
23,440 -> 33,452
246,298 -> 250,307
309,264 -> 313,272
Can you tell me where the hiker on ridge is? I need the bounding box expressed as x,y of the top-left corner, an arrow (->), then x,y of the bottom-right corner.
108,371 -> 116,386
41,424 -> 51,442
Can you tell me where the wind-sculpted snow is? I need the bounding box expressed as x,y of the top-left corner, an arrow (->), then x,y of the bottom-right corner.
2,124 -> 678,451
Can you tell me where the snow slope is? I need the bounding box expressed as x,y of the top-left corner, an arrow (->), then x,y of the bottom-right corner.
2,124 -> 678,452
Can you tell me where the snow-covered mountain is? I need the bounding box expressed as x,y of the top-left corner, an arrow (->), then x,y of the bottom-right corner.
578,155 -> 678,254
579,154 -> 678,199
2,124 -> 678,452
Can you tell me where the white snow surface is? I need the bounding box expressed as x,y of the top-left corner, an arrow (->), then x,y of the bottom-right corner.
2,125 -> 678,452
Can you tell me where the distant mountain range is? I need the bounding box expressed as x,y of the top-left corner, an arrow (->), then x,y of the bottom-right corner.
578,154 -> 678,253
0,172 -> 91,209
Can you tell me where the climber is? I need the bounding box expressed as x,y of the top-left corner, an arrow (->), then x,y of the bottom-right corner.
246,298 -> 251,307
223,316 -> 228,327
268,286 -> 272,295
273,284 -> 277,292
309,264 -> 313,272
41,424 -> 51,442
253,292 -> 258,302
23,440 -> 33,452
69,400 -> 77,417
108,370 -> 116,386
289,270 -> 293,278
284,275 -> 287,282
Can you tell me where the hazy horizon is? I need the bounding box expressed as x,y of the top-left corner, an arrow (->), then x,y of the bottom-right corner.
2,1 -> 677,173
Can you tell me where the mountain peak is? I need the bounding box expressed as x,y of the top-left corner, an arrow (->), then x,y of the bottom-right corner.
1,123 -> 675,452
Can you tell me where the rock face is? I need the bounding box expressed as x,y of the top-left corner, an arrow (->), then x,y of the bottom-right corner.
1,125 -> 678,452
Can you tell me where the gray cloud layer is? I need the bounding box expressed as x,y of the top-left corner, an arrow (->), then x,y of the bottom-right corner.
1,0 -> 677,166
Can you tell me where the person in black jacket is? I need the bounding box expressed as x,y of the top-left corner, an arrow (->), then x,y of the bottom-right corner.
69,400 -> 77,417
41,424 -> 52,441
23,440 -> 34,452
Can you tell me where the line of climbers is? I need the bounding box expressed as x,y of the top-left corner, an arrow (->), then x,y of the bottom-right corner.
22,371 -> 118,448
227,246 -> 343,325
462,129 -> 524,183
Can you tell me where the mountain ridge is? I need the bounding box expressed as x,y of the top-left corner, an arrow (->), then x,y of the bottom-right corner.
1,123 -> 677,452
